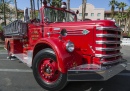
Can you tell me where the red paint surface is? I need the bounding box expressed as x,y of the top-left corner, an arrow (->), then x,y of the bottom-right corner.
4,5 -> 120,73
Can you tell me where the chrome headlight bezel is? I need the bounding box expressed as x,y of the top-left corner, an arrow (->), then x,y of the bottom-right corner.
66,41 -> 75,52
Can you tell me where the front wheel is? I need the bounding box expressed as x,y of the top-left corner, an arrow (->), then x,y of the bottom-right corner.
33,48 -> 67,91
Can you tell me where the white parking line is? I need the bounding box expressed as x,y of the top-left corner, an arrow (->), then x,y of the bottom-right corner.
0,69 -> 32,72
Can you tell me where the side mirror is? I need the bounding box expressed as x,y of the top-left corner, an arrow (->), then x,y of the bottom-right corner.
76,10 -> 79,14
44,17 -> 49,23
24,8 -> 30,22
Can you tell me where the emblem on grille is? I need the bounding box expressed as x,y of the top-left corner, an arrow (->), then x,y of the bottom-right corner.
82,29 -> 90,35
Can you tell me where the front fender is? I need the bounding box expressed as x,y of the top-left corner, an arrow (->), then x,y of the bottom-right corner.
33,37 -> 73,73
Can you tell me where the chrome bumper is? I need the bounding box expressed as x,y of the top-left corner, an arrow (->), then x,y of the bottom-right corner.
67,59 -> 127,81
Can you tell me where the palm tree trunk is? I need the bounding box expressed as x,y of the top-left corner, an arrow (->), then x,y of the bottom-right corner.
30,0 -> 33,19
37,0 -> 39,11
32,0 -> 36,18
82,0 -> 86,20
2,0 -> 6,26
66,0 -> 70,21
67,0 -> 70,11
40,0 -> 42,7
14,0 -> 18,20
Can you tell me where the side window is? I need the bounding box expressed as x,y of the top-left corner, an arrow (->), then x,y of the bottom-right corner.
44,8 -> 75,22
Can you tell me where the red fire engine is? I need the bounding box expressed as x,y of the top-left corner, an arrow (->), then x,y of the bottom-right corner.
3,1 -> 127,91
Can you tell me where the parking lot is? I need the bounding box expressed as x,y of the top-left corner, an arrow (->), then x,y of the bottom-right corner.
0,46 -> 130,91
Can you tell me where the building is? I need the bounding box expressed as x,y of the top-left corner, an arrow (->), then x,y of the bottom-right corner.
71,3 -> 105,20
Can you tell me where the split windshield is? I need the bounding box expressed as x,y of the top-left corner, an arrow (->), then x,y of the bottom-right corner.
44,7 -> 75,22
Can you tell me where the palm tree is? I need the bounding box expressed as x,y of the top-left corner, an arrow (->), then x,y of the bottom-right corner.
120,2 -> 127,15
82,0 -> 86,20
109,0 -> 117,19
116,2 -> 122,13
125,7 -> 130,34
115,13 -> 122,26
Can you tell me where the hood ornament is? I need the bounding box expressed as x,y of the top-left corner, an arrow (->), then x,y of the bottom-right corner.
82,29 -> 90,35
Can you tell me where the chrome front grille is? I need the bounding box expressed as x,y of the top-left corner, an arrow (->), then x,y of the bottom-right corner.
95,26 -> 122,65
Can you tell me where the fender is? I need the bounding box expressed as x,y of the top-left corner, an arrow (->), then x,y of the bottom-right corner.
33,37 -> 73,73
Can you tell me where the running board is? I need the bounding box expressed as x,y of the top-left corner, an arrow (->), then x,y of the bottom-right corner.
13,51 -> 33,67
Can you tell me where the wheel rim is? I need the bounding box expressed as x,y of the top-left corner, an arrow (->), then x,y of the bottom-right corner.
38,58 -> 60,83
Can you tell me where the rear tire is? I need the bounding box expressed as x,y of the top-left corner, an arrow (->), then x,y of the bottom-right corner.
33,48 -> 67,91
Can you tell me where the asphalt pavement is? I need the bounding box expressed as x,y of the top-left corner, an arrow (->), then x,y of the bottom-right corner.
0,46 -> 130,91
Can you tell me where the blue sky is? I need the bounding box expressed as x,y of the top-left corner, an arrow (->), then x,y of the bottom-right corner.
16,0 -> 130,10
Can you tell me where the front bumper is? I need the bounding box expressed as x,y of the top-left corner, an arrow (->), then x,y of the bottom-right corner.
67,59 -> 127,81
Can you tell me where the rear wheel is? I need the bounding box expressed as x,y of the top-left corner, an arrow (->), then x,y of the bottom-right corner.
33,48 -> 67,91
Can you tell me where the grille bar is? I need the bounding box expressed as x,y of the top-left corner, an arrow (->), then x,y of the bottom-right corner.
101,58 -> 122,65
96,41 -> 122,44
95,53 -> 122,58
96,47 -> 121,51
96,34 -> 121,38
96,26 -> 121,32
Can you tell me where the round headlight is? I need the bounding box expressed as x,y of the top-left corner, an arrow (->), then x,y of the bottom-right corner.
66,41 -> 74,52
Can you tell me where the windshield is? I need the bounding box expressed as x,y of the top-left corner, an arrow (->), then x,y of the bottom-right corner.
44,8 -> 76,22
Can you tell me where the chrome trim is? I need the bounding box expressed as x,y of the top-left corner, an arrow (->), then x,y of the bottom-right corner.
96,26 -> 121,32
101,58 -> 122,65
95,53 -> 122,58
67,60 -> 127,81
96,34 -> 121,38
96,41 -> 122,44
96,47 -> 121,51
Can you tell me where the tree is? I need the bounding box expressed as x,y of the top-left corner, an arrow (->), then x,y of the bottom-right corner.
109,0 -> 117,19
116,2 -> 122,13
125,7 -> 130,34
120,2 -> 127,15
0,0 -> 16,25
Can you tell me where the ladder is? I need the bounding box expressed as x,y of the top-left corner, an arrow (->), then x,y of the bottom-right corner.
3,20 -> 27,37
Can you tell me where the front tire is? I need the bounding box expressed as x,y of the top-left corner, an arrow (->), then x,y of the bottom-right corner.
33,48 -> 67,91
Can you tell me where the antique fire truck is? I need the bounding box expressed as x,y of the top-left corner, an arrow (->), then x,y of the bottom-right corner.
3,1 -> 127,91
